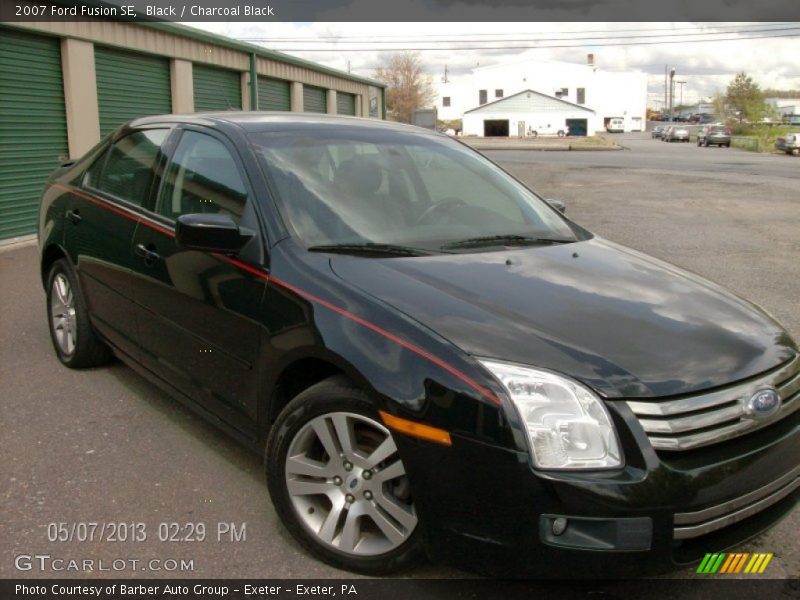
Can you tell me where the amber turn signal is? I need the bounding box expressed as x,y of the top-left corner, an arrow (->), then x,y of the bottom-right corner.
378,411 -> 452,446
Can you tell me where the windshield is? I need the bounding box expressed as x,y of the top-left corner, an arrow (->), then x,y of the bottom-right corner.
250,126 -> 580,253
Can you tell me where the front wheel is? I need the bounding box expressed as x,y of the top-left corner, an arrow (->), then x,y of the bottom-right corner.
46,259 -> 112,368
265,377 -> 424,574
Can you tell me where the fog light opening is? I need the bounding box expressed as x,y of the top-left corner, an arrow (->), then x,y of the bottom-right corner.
552,517 -> 568,536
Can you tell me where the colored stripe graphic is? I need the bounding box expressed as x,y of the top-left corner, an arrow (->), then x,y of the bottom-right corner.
698,553 -> 725,573
696,553 -> 713,573
700,552 -> 773,575
744,553 -> 774,574
720,553 -> 736,573
733,553 -> 750,573
758,554 -> 773,573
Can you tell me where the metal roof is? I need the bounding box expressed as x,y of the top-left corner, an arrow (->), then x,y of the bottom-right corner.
464,89 -> 595,115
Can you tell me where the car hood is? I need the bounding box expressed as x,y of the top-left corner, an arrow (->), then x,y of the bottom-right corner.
329,238 -> 796,398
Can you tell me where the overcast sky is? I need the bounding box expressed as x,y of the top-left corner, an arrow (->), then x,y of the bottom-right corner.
190,22 -> 800,107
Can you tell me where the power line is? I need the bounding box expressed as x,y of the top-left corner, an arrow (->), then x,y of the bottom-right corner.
251,31 -> 800,52
237,22 -> 794,42
244,25 -> 800,45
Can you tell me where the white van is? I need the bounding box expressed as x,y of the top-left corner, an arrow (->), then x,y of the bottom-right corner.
606,118 -> 625,133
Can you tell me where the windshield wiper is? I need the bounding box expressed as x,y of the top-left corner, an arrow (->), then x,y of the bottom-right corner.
307,243 -> 434,257
441,234 -> 573,250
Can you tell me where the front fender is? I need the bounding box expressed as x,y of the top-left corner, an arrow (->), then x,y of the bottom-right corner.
260,241 -> 514,450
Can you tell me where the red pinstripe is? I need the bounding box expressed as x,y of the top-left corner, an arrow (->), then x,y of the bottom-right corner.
50,183 -> 502,406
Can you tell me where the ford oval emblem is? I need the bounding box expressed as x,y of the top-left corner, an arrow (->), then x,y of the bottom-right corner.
744,388 -> 781,418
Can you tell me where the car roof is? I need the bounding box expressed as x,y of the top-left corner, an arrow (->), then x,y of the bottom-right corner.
128,111 -> 436,136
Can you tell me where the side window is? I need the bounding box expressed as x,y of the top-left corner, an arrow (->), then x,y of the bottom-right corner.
157,131 -> 248,222
85,129 -> 168,205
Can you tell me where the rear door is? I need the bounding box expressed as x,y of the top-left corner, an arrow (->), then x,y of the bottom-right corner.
129,126 -> 266,433
69,128 -> 170,358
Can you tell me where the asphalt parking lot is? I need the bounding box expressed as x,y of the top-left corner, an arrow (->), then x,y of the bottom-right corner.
1,132 -> 798,581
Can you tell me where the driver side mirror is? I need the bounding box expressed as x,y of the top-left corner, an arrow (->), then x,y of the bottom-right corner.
175,213 -> 254,254
545,199 -> 566,214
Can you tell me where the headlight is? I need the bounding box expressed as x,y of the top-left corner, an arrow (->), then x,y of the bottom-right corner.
479,359 -> 623,470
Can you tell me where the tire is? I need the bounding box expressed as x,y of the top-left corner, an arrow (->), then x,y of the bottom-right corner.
697,139 -> 703,146
265,376 -> 425,575
46,259 -> 113,368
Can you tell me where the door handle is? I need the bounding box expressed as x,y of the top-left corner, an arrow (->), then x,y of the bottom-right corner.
135,243 -> 162,265
66,209 -> 81,224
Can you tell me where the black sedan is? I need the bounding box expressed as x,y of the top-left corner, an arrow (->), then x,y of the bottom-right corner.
38,113 -> 800,577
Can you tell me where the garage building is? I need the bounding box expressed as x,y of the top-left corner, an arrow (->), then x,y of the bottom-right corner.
462,89 -> 601,138
0,22 -> 385,242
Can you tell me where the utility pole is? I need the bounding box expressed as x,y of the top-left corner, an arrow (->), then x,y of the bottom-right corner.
664,65 -> 668,116
669,67 -> 676,121
443,64 -> 449,83
675,81 -> 686,118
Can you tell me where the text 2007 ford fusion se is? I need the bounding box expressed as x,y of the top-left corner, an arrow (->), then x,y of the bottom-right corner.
38,113 -> 799,576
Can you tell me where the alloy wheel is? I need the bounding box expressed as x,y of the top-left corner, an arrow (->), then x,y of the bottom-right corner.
284,411 -> 417,556
50,273 -> 77,356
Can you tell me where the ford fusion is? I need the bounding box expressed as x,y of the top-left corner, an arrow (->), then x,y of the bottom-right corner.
38,114 -> 799,577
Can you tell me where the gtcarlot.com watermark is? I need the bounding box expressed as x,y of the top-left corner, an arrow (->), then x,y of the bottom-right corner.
14,554 -> 195,573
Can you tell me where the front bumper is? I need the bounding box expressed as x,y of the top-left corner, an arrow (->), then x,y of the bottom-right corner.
398,404 -> 799,577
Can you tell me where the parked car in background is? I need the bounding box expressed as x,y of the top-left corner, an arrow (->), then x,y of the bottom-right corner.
606,117 -> 624,133
697,125 -> 732,147
666,126 -> 690,142
651,126 -> 665,139
782,115 -> 800,126
775,133 -> 800,155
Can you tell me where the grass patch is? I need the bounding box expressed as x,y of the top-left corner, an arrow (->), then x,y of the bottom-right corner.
730,124 -> 797,153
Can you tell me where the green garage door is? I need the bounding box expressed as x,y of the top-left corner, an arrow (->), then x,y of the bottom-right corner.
95,47 -> 171,138
193,65 -> 242,112
0,28 -> 68,239
337,92 -> 356,116
258,76 -> 290,111
303,85 -> 326,114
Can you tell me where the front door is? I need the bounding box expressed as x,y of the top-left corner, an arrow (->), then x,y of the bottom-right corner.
130,127 -> 266,433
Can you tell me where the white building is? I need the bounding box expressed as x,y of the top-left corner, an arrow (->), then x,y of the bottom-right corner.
463,89 -> 601,137
437,55 -> 647,135
766,97 -> 800,117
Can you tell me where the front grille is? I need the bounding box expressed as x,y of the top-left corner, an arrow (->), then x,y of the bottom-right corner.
626,355 -> 800,451
673,466 -> 800,540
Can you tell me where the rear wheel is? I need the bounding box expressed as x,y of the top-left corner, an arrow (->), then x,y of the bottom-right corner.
46,259 -> 112,368
266,377 -> 424,574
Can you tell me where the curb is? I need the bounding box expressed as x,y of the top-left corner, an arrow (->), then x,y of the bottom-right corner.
0,234 -> 36,252
465,143 -> 623,152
